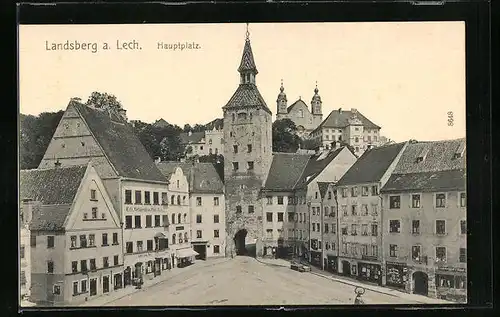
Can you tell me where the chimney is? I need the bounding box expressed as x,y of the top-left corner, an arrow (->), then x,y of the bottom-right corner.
155,157 -> 161,164
338,108 -> 342,113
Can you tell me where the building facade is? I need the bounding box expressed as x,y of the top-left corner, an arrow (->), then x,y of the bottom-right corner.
335,142 -> 408,286
309,108 -> 382,157
223,31 -> 273,257
20,201 -> 33,301
180,128 -> 224,158
20,164 -> 124,306
275,81 -> 323,138
381,139 -> 467,303
320,182 -> 340,274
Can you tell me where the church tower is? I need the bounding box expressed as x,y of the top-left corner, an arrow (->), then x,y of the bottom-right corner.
222,24 -> 273,258
276,79 -> 288,120
311,82 -> 323,126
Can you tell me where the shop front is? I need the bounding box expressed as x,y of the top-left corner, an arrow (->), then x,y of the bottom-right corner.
435,267 -> 467,303
357,261 -> 382,285
310,251 -> 322,268
113,273 -> 123,290
176,247 -> 199,268
326,255 -> 338,273
385,261 -> 408,290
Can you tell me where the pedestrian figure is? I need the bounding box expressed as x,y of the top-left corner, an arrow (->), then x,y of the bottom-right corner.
354,287 -> 365,305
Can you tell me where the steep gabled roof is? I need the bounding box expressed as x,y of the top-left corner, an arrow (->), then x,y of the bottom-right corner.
20,165 -> 87,205
238,39 -> 258,74
311,109 -> 380,134
294,147 -> 346,190
223,84 -> 270,112
382,169 -> 466,193
72,102 -> 166,182
179,131 -> 205,144
287,99 -> 309,113
317,181 -> 335,199
153,118 -> 170,128
336,142 -> 407,186
263,153 -> 311,191
156,161 -> 224,194
29,204 -> 73,231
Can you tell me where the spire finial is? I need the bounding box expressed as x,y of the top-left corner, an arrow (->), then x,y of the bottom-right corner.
280,79 -> 284,92
314,81 -> 319,94
246,23 -> 250,41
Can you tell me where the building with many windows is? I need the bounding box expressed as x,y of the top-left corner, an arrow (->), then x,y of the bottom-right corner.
317,182 -> 339,273
335,142 -> 408,285
20,163 -> 124,306
380,138 -> 466,303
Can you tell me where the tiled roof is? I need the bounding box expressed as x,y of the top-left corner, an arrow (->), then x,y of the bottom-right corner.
29,204 -> 72,231
336,142 -> 407,186
72,102 -> 167,182
317,182 -> 335,199
392,138 -> 466,173
223,84 -> 270,112
263,153 -> 311,191
153,119 -> 170,128
156,161 -> 224,194
20,165 -> 87,205
381,169 -> 466,193
179,132 -> 205,144
294,147 -> 346,189
238,39 -> 258,74
311,109 -> 380,134
205,118 -> 224,130
287,99 -> 308,113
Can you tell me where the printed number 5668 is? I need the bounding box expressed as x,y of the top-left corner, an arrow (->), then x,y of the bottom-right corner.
447,111 -> 454,126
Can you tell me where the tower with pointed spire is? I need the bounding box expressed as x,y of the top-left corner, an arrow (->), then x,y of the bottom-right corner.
276,79 -> 288,118
311,82 -> 324,126
222,24 -> 272,258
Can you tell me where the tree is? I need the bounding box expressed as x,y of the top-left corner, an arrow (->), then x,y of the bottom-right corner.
272,119 -> 301,153
85,92 -> 123,111
183,124 -> 192,132
299,138 -> 317,151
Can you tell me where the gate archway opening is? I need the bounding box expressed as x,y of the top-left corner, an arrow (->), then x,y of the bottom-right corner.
234,229 -> 248,256
413,271 -> 429,296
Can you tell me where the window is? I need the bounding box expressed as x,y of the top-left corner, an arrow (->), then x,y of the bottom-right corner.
172,234 -> 176,244
73,282 -> 78,296
351,224 -> 358,235
214,197 -> 219,206
232,162 -> 239,171
247,161 -> 254,170
266,212 -> 273,222
155,215 -> 161,227
114,255 -> 119,266
147,240 -> 153,251
112,232 -> 119,245
248,205 -> 255,213
162,215 -> 168,227
135,191 -> 142,204
371,204 -> 378,216
47,236 -> 55,248
266,229 -> 273,239
161,192 -> 168,205
126,242 -> 133,253
361,204 -> 368,216
125,216 -> 132,229
197,230 -> 202,239
171,214 -> 175,224
411,194 -> 421,208
102,233 -> 108,246
89,234 -> 95,247
214,245 -> 220,254
81,280 -> 87,293
436,220 -> 446,235
341,188 -> 348,197
137,241 -> 143,252
233,145 -> 238,153
153,192 -> 159,205
460,192 -> 466,207
144,191 -> 151,204
389,244 -> 398,257
436,246 -> 447,262
247,144 -> 252,153
146,215 -> 152,228
90,259 -> 96,270
412,220 -> 420,234
436,193 -> 446,208
389,220 -> 401,233
362,224 -> 368,236
371,245 -> 378,257
460,220 -> 466,234
177,196 -> 181,205
30,235 -> 36,247
459,248 -> 466,263
90,189 -> 97,200
361,186 -> 369,196
134,215 -> 141,228
371,185 -> 378,195
328,191 -> 332,200
341,205 -> 348,216
351,187 -> 358,197
125,190 -> 132,204
266,196 -> 273,205
277,196 -> 284,205
277,212 -> 284,222
214,230 -> 219,238
92,207 -> 98,219
45,260 -> 54,273
389,196 -> 401,209
361,244 -> 368,255
214,215 -> 220,223
80,235 -> 87,248
325,223 -> 329,233
196,215 -> 202,223
178,213 -> 181,223
411,245 -> 421,262
236,205 -> 242,213
351,205 -> 357,216
371,224 -> 378,236
71,261 -> 78,273
184,232 -> 188,243
196,197 -> 202,206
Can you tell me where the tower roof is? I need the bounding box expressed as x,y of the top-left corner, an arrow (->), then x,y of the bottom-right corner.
237,28 -> 258,74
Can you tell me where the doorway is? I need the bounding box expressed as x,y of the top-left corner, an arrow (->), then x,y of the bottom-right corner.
234,229 -> 248,256
413,271 -> 429,296
90,278 -> 97,296
342,260 -> 351,276
193,244 -> 207,260
124,267 -> 131,286
103,276 -> 109,293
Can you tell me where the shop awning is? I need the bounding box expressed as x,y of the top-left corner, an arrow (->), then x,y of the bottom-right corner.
155,232 -> 167,238
176,248 -> 199,258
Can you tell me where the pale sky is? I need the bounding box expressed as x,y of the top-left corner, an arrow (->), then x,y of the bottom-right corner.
19,22 -> 465,142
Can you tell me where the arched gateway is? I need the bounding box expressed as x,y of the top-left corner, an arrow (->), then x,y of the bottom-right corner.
233,229 -> 257,257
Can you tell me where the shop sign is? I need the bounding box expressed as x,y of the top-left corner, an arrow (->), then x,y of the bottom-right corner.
437,267 -> 466,273
386,261 -> 406,266
125,205 -> 166,213
176,226 -> 184,231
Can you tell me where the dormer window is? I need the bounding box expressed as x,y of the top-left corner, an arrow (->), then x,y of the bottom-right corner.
416,147 -> 430,163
